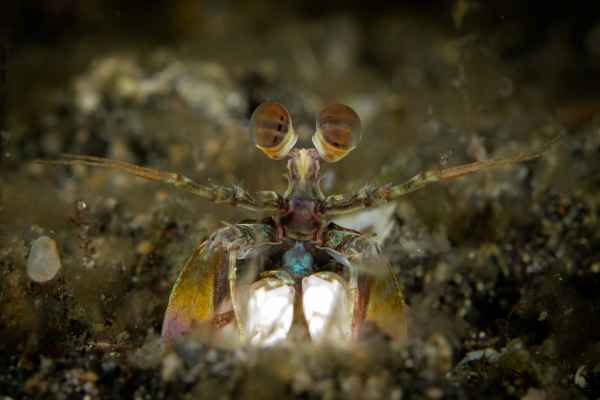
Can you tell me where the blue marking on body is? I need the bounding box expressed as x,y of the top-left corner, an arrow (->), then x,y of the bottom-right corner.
283,242 -> 313,276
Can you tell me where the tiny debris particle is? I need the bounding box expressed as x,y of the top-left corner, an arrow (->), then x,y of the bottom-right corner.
522,388 -> 546,400
136,241 -> 154,255
81,371 -> 99,383
27,236 -> 62,282
425,386 -> 444,399
76,200 -> 88,211
390,388 -> 403,400
574,365 -> 587,388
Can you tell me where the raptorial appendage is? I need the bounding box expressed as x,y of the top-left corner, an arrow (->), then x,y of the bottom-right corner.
320,226 -> 408,340
161,223 -> 276,341
163,221 -> 409,345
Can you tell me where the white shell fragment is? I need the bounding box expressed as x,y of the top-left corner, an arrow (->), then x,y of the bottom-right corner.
245,278 -> 294,346
332,203 -> 396,246
302,272 -> 352,342
27,236 -> 62,282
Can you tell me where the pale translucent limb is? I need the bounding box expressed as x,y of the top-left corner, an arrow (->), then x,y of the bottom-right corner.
36,154 -> 281,212
228,249 -> 246,341
322,137 -> 560,216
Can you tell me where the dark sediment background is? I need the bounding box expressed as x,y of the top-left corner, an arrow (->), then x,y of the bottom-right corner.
2,1 -> 600,398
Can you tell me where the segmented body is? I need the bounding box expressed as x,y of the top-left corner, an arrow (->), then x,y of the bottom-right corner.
279,197 -> 322,240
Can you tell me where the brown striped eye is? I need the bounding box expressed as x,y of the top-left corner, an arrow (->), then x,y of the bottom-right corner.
250,102 -> 297,160
312,103 -> 362,162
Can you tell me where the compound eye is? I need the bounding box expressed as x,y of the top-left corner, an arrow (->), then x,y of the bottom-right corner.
312,103 -> 362,162
250,102 -> 297,160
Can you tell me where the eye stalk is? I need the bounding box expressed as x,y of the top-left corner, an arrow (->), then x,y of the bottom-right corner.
250,102 -> 298,160
312,103 -> 362,162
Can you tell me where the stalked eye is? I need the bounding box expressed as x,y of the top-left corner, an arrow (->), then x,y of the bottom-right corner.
312,103 -> 362,162
250,102 -> 298,160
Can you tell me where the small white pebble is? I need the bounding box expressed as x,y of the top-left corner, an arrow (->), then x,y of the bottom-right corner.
390,388 -> 403,400
425,386 -> 444,399
522,388 -> 546,400
27,236 -> 62,282
161,353 -> 182,382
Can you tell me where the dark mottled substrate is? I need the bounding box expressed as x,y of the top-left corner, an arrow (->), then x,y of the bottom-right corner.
3,3 -> 600,399
2,188 -> 600,399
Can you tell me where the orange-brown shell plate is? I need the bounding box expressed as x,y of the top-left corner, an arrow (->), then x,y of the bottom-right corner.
363,255 -> 408,340
161,241 -> 227,340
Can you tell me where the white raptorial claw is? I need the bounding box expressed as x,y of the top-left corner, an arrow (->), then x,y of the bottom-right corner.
245,278 -> 295,346
302,272 -> 352,342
